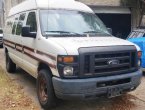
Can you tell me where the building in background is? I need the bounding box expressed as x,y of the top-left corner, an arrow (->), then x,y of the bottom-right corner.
0,0 -> 4,28
79,0 -> 145,39
5,0 -> 24,17
4,0 -> 145,39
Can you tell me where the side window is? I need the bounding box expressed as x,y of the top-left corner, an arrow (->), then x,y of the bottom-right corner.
16,13 -> 26,35
6,20 -> 13,34
19,13 -> 25,21
12,22 -> 17,34
12,17 -> 18,34
26,12 -> 37,32
16,22 -> 23,35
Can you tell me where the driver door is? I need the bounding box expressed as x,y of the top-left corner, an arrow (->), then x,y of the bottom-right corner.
22,11 -> 38,78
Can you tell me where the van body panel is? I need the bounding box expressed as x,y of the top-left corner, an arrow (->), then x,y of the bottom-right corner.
4,0 -> 142,102
49,37 -> 140,55
8,0 -> 93,17
53,70 -> 142,100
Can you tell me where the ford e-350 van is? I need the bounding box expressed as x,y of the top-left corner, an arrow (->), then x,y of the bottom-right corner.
4,0 -> 142,109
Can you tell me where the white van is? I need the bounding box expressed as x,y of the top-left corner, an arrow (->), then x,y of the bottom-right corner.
0,28 -> 3,47
4,0 -> 142,109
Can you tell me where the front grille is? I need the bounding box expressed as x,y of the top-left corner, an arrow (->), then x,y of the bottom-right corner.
79,46 -> 138,77
0,37 -> 3,42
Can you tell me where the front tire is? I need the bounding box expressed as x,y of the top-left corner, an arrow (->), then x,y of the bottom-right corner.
37,69 -> 57,109
5,52 -> 16,73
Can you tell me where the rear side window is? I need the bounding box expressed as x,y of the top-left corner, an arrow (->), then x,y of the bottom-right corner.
19,13 -> 26,21
12,17 -> 19,34
6,19 -> 13,34
26,12 -> 37,32
16,22 -> 23,35
12,22 -> 17,34
16,13 -> 26,35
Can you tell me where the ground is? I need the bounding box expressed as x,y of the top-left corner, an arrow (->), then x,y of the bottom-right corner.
0,65 -> 39,110
1,48 -> 145,110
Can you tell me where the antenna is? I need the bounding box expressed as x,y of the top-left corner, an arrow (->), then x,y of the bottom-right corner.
46,0 -> 49,38
34,0 -> 37,7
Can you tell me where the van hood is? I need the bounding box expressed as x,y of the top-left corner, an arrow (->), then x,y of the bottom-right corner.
50,36 -> 139,55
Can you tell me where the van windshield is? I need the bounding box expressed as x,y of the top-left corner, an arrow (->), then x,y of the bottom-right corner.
40,10 -> 110,37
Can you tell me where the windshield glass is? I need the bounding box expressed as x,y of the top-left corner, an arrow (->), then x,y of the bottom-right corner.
40,10 -> 110,37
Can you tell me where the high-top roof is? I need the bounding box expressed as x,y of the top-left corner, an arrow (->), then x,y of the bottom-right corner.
8,0 -> 93,16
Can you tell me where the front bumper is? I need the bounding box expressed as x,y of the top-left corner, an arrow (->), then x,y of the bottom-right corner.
52,70 -> 142,100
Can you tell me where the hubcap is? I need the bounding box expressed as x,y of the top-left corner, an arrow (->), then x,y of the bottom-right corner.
39,76 -> 48,103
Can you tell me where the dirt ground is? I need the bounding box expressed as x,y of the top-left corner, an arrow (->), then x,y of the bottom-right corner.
1,48 -> 145,110
0,66 -> 39,110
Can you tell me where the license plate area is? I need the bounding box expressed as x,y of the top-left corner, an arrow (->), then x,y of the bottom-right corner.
108,87 -> 122,98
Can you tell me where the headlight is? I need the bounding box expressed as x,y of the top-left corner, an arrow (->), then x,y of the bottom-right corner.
57,55 -> 78,78
138,59 -> 141,67
63,66 -> 74,76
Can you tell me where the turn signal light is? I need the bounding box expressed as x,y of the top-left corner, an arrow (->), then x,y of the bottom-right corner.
63,56 -> 74,63
58,56 -> 74,63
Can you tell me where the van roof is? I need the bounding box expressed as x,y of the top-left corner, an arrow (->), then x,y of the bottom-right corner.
8,0 -> 94,16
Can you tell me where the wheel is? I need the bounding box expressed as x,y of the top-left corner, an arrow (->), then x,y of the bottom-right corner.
37,69 -> 57,109
5,52 -> 16,73
0,44 -> 3,48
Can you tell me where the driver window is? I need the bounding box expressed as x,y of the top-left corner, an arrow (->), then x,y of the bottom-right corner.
26,12 -> 37,32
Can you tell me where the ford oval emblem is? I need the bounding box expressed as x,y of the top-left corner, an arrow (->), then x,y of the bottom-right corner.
108,59 -> 120,65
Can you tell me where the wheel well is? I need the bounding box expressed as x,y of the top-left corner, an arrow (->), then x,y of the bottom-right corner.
38,62 -> 52,76
5,48 -> 8,53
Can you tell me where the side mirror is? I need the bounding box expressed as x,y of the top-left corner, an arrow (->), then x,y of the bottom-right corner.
22,26 -> 36,38
107,28 -> 112,35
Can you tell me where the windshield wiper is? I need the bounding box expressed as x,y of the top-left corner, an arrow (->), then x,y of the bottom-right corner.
44,31 -> 83,36
83,30 -> 102,34
83,30 -> 111,36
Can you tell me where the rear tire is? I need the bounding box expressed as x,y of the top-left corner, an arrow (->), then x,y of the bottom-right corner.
37,69 -> 57,109
5,52 -> 16,73
0,44 -> 3,48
